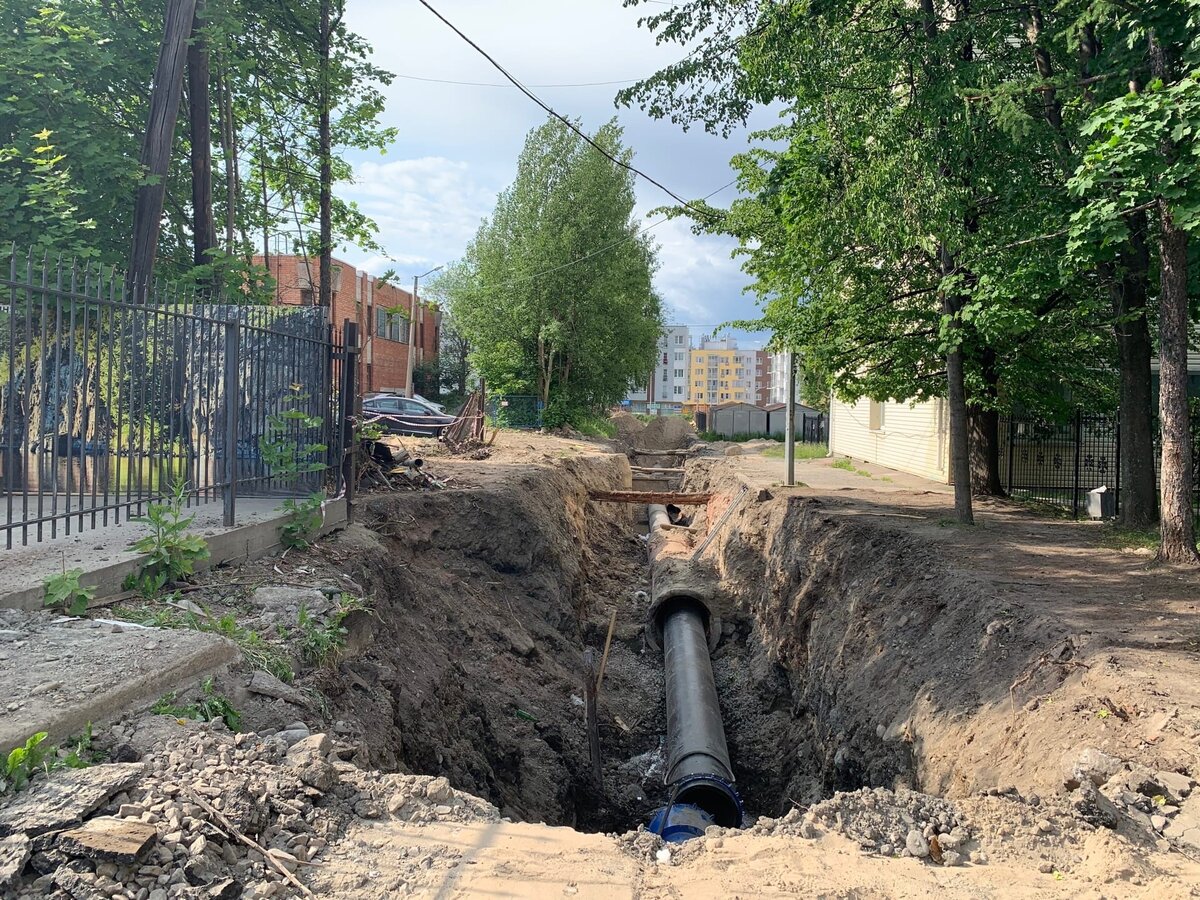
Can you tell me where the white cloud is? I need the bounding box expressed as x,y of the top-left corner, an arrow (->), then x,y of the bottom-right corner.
336,156 -> 498,274
334,1 -> 777,335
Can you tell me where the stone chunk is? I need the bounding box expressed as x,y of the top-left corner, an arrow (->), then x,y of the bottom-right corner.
1155,771 -> 1194,800
0,764 -> 143,838
1062,748 -> 1123,789
0,834 -> 31,888
286,733 -> 330,760
1071,782 -> 1120,829
905,830 -> 929,858
57,816 -> 158,864
246,671 -> 307,705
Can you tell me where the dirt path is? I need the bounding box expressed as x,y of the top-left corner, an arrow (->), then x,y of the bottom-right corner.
313,815 -> 1196,899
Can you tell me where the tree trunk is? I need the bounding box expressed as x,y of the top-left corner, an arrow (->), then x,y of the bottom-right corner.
969,408 -> 1003,495
1106,216 -> 1158,528
938,240 -> 975,523
187,1 -> 216,274
969,348 -> 1004,495
1150,34 -> 1197,563
129,0 -> 199,297
1156,205 -> 1198,561
215,60 -> 238,252
317,0 -> 333,309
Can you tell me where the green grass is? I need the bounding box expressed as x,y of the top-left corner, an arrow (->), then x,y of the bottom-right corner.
830,456 -> 872,477
574,416 -> 617,438
699,430 -> 784,443
761,443 -> 827,460
152,677 -> 242,731
111,599 -> 294,683
1096,524 -> 1161,552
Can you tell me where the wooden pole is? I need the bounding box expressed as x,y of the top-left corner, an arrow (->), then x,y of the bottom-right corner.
129,0 -> 199,295
584,649 -> 602,784
188,1 -> 216,272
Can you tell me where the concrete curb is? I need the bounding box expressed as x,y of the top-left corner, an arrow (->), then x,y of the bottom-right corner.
0,498 -> 348,612
0,633 -> 240,754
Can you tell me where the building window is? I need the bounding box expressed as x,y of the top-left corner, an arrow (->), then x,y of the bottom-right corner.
376,308 -> 408,342
673,368 -> 684,377
674,386 -> 683,395
675,334 -> 685,345
869,400 -> 886,431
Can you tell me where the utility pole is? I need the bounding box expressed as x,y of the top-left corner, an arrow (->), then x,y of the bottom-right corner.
129,0 -> 199,296
784,352 -> 797,486
407,266 -> 443,397
317,0 -> 333,309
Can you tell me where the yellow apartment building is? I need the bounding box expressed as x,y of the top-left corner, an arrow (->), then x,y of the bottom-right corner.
687,337 -> 755,406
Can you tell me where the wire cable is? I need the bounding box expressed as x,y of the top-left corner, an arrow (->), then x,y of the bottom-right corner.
392,72 -> 643,88
416,0 -> 724,225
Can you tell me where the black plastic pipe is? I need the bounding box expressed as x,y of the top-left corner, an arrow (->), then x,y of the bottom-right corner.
659,595 -> 743,828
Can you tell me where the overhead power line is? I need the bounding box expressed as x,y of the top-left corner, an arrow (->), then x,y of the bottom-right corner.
393,72 -> 642,88
415,0 -> 723,225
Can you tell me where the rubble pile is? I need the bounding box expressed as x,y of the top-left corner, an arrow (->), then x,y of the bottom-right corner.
1062,747 -> 1198,850
0,719 -> 499,899
798,787 -> 983,864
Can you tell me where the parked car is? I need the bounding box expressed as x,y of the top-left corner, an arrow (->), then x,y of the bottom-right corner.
413,393 -> 446,413
362,394 -> 456,437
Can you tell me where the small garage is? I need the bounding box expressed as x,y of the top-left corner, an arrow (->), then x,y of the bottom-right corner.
710,402 -> 769,438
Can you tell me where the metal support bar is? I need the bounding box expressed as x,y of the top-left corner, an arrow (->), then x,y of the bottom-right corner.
784,353 -> 797,486
222,318 -> 239,527
339,319 -> 359,518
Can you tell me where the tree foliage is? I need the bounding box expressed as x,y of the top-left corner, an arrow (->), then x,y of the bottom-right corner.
0,0 -> 393,280
438,118 -> 664,427
620,0 -> 1200,543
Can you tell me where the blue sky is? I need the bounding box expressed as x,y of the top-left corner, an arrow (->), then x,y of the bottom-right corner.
335,0 -> 775,349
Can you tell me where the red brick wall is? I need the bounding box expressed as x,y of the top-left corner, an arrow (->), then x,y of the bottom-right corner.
254,255 -> 422,396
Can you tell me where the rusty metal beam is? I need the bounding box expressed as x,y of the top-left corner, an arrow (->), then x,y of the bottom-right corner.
588,490 -> 710,505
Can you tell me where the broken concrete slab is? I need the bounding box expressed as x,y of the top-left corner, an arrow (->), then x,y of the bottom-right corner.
57,816 -> 157,864
0,764 -> 142,838
0,614 -> 238,754
0,833 -> 31,888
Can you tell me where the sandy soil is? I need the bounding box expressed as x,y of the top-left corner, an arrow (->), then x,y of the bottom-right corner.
6,431 -> 1200,898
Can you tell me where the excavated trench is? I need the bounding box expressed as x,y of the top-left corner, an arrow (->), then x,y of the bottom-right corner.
312,452 -> 921,835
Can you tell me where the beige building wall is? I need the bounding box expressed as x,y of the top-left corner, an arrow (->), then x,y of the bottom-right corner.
829,396 -> 949,483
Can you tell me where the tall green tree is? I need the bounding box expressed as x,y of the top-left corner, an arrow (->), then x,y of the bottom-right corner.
442,118 -> 664,427
0,0 -> 395,286
1068,3 -> 1200,561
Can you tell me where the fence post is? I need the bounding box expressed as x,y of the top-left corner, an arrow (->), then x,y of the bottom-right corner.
1006,416 -> 1015,495
339,319 -> 359,520
1113,416 -> 1121,519
222,319 -> 239,528
1071,409 -> 1082,520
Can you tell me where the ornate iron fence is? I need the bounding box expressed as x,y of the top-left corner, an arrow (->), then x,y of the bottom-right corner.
0,247 -> 358,548
999,410 -> 1200,519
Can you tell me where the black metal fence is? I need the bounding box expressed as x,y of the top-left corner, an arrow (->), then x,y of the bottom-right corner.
999,410 -> 1200,518
798,412 -> 827,445
487,395 -> 543,429
1,248 -> 357,548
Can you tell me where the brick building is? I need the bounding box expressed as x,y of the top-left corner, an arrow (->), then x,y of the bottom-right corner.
256,255 -> 440,397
